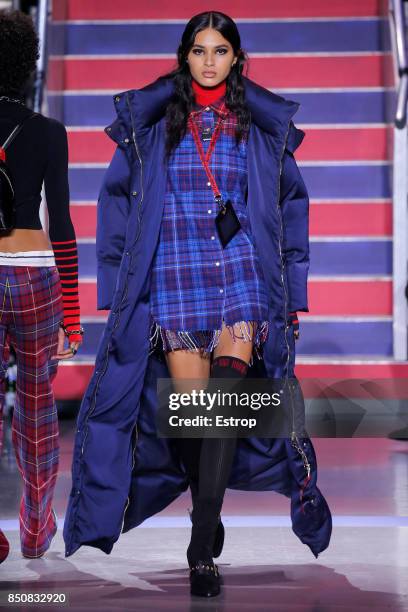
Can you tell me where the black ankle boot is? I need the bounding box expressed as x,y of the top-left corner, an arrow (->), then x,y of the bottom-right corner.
187,497 -> 223,597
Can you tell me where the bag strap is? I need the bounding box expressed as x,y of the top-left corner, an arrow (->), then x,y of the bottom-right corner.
1,112 -> 38,151
187,105 -> 226,201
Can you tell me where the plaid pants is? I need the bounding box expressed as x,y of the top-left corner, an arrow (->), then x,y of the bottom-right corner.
0,266 -> 63,558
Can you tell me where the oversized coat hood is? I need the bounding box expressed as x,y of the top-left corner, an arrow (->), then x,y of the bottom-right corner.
63,74 -> 332,560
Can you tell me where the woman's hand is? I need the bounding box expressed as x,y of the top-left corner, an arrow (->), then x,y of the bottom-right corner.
288,312 -> 300,341
51,327 -> 81,360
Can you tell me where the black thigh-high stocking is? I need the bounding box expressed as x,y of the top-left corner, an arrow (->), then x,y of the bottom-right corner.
187,354 -> 249,564
175,356 -> 248,503
175,436 -> 202,502
198,355 -> 248,501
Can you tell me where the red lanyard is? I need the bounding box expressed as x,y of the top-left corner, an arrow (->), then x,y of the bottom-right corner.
187,104 -> 226,204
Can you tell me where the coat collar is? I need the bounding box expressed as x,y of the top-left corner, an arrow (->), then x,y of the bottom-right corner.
107,75 -> 300,144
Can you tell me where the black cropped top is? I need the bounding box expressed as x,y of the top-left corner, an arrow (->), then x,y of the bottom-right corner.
0,100 -> 70,233
0,99 -> 81,342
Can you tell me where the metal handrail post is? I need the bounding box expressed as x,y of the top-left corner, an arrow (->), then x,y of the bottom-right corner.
390,0 -> 408,360
33,0 -> 49,113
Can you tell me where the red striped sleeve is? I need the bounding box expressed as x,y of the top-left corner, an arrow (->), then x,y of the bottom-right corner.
51,238 -> 82,344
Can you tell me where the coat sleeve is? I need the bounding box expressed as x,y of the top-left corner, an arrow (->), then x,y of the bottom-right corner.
96,145 -> 132,310
279,121 -> 310,313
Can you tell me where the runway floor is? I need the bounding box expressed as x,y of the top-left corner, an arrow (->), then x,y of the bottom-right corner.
0,418 -> 407,611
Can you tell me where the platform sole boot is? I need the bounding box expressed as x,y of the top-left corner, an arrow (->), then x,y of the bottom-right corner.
187,496 -> 223,597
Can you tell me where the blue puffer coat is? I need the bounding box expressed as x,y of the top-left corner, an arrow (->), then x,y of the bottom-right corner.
63,75 -> 332,558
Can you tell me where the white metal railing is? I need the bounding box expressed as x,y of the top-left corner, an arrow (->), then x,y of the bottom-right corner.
33,0 -> 50,112
5,1 -> 50,112
389,0 -> 408,360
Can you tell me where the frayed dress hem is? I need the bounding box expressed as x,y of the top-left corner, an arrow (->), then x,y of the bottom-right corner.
148,318 -> 269,367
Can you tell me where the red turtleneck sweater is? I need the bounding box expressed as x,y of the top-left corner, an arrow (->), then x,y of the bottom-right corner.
191,78 -> 226,106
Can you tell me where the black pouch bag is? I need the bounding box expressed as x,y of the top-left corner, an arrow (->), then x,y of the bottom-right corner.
215,198 -> 241,248
0,157 -> 15,231
0,113 -> 35,231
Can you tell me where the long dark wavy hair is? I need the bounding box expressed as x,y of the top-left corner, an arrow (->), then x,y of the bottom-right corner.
160,11 -> 250,162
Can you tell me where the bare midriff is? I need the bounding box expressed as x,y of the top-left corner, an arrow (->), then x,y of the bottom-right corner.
0,229 -> 52,252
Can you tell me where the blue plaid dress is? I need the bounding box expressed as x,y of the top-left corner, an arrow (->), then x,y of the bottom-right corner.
149,95 -> 270,365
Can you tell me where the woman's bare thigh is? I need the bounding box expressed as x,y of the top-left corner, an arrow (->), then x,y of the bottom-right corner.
164,320 -> 254,393
165,349 -> 211,394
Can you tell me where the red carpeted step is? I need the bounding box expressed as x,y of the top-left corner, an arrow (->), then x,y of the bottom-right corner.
70,202 -> 96,237
67,127 -> 391,164
298,127 -> 391,162
52,0 -> 387,21
70,200 -> 392,239
307,279 -> 391,315
77,277 -> 391,318
48,54 -> 394,92
296,362 -> 408,378
310,201 -> 391,236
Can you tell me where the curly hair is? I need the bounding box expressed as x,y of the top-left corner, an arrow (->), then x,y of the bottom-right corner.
159,11 -> 250,162
0,9 -> 39,97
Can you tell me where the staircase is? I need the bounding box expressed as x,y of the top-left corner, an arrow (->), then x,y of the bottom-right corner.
48,0 -> 408,398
